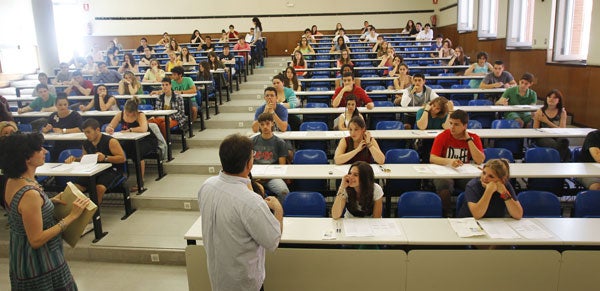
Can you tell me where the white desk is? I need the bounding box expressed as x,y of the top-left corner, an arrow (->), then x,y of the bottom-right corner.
288,105 -> 540,115
37,163 -> 113,242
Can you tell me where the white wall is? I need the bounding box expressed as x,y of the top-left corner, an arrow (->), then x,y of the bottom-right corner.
87,0 -> 436,35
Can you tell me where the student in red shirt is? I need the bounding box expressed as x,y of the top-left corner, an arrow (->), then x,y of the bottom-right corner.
332,72 -> 374,109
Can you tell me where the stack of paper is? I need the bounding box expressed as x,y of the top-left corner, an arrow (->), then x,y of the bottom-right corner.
449,218 -> 486,237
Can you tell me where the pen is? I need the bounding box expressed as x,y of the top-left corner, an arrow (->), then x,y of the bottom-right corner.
51,164 -> 62,169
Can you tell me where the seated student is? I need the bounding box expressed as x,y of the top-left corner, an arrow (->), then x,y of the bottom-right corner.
532,89 -> 570,162
63,70 -> 93,96
283,66 -> 302,92
196,61 -> 216,97
244,28 -> 255,43
395,73 -> 440,129
335,64 -> 361,89
81,55 -> 98,75
0,120 -> 17,136
53,62 -> 72,85
332,72 -> 374,109
142,59 -> 166,83
416,23 -> 434,40
106,97 -> 158,191
148,77 -> 187,138
190,30 -> 205,44
391,62 -> 412,90
402,20 -> 418,35
200,36 -> 215,52
430,34 -> 444,57
164,52 -> 183,73
169,66 -> 198,122
233,37 -> 252,60
438,39 -> 455,60
430,110 -> 485,216
480,60 -> 517,89
272,74 -> 298,109
79,84 -> 119,112
18,84 -> 57,114
310,24 -> 323,38
458,159 -> 523,219
495,72 -> 537,128
412,22 -> 423,37
179,46 -> 197,68
105,48 -> 120,67
334,116 -> 385,165
330,35 -> 351,54
294,37 -> 315,55
138,47 -> 155,67
336,49 -> 354,70
378,47 -> 396,72
219,45 -> 236,66
332,161 -> 384,219
156,32 -> 170,46
252,112 -> 290,202
65,118 -> 127,204
32,72 -> 57,97
207,51 -> 225,71
361,25 -> 379,43
93,62 -> 122,84
336,94 -> 364,131
218,30 -> 229,43
165,39 -> 182,55
118,71 -> 143,95
372,36 -> 387,58
465,51 -> 493,88
578,130 -> 600,190
41,93 -> 83,161
387,55 -> 405,78
136,37 -> 151,54
252,87 -> 288,133
415,97 -> 453,163
291,50 -> 307,77
227,25 -> 239,40
332,27 -> 350,44
118,53 -> 139,74
301,28 -> 316,43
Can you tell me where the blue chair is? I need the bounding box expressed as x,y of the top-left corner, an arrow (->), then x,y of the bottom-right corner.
437,73 -> 459,88
376,121 -> 404,154
298,122 -> 328,151
306,87 -> 331,104
36,150 -> 52,185
455,192 -> 465,217
138,104 -> 154,110
491,119 -> 523,157
449,84 -> 475,105
573,190 -> 600,217
18,123 -> 32,132
292,149 -> 328,192
518,190 -> 562,218
376,121 -> 403,130
484,148 -> 515,163
56,149 -> 83,187
385,149 -> 421,217
369,101 -> 395,130
397,191 -> 443,218
303,102 -> 330,125
283,191 -> 327,217
468,99 -> 494,128
467,120 -> 482,129
571,146 -> 582,162
524,147 -> 564,193
429,85 -> 444,89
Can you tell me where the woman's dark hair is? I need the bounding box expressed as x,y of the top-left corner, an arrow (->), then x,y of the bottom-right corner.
219,133 -> 252,174
190,30 -> 202,42
272,73 -> 285,83
55,92 -> 68,104
207,52 -> 223,70
542,89 -> 564,112
349,115 -> 366,129
168,39 -> 179,52
345,95 -> 360,119
311,25 -> 319,35
123,53 -> 136,68
339,50 -> 352,65
292,50 -> 305,67
0,95 -> 14,122
180,47 -> 193,62
283,66 -> 300,91
0,132 -> 44,178
345,161 -> 375,217
454,46 -> 467,64
124,96 -> 140,113
197,61 -> 213,80
252,17 -> 262,31
340,64 -> 355,77
476,51 -> 489,61
93,84 -> 113,111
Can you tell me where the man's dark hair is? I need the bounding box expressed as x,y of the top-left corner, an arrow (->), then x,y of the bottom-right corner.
72,70 -> 82,77
141,37 -> 147,42
82,118 -> 101,130
494,60 -> 504,66
258,112 -> 274,122
413,73 -> 426,81
55,92 -> 68,104
161,77 -> 172,83
35,83 -> 48,92
521,72 -> 534,83
342,72 -> 354,79
219,134 -> 253,174
450,109 -> 469,125
171,66 -> 185,75
476,51 -> 489,60
264,86 -> 277,96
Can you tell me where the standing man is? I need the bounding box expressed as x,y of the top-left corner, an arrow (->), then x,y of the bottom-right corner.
65,118 -> 127,204
430,110 -> 485,216
252,87 -> 288,133
63,70 -> 93,96
198,133 -> 283,291
332,72 -> 374,109
495,72 -> 537,128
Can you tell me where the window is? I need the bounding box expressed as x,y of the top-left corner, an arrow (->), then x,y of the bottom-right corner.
478,0 -> 499,39
457,0 -> 475,32
552,0 -> 593,62
506,0 -> 534,48
53,0 -> 86,62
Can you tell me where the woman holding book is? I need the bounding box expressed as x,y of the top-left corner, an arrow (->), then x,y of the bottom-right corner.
0,132 -> 90,290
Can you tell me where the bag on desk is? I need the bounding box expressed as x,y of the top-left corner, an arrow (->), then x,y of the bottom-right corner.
53,182 -> 97,248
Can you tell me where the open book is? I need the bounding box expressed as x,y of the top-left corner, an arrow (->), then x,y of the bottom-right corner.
53,182 -> 97,248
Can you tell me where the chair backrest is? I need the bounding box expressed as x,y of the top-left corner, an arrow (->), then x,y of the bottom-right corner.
292,149 -> 328,164
468,99 -> 493,106
299,122 -> 328,131
518,190 -> 562,218
524,147 -> 560,163
385,149 -> 420,164
397,191 -> 443,218
365,85 -> 385,92
305,102 -> 329,108
373,101 -> 394,107
574,190 -> 600,218
450,84 -> 470,89
571,147 -> 582,162
308,87 -> 329,91
429,85 -> 444,89
138,104 -> 154,110
491,119 -> 521,129
58,149 -> 83,163
283,191 -> 327,217
484,148 -> 515,163
376,121 -> 403,130
467,120 -> 482,129
455,192 -> 465,217
17,123 -> 32,132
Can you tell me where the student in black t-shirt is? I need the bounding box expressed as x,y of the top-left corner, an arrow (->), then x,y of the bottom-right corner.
42,93 -> 83,161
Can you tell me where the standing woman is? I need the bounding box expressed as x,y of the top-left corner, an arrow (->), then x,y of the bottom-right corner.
118,71 -> 143,95
532,89 -> 570,162
118,53 -> 139,74
332,161 -> 383,218
334,116 -> 385,165
291,50 -> 307,77
251,17 -> 264,67
337,95 -> 364,130
79,84 -> 119,112
106,97 -> 158,191
1,132 -> 90,290
283,66 -> 302,91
